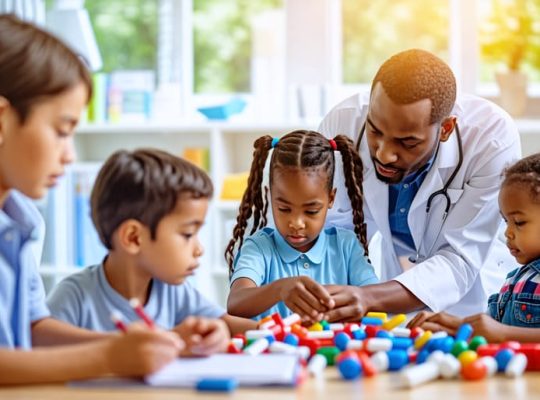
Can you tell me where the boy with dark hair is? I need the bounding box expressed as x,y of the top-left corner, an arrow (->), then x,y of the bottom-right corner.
48,148 -> 255,355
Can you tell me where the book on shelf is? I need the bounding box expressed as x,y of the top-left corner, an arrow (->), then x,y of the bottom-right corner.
87,70 -> 155,124
182,147 -> 210,171
39,163 -> 107,272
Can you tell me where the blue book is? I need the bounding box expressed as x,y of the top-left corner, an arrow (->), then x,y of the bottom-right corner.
73,164 -> 107,267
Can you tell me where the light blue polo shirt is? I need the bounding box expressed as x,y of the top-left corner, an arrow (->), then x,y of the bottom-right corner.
0,191 -> 50,349
230,226 -> 378,319
47,263 -> 225,331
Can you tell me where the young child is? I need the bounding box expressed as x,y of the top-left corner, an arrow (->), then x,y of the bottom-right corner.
226,130 -> 379,322
47,149 -> 256,354
408,153 -> 540,342
0,14 -> 183,384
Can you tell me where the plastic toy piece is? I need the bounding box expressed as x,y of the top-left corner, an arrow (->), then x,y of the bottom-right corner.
461,359 -> 487,380
455,323 -> 473,342
382,314 -> 406,330
196,378 -> 238,392
505,353 -> 528,378
307,353 -> 327,376
398,361 -> 440,387
440,353 -> 461,379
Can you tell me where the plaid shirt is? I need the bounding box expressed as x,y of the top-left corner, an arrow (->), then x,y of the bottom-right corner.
488,258 -> 540,327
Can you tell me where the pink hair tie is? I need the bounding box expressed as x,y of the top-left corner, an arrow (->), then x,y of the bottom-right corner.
329,139 -> 337,150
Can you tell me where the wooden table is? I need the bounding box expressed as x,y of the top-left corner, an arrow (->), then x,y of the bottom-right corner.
1,368 -> 539,400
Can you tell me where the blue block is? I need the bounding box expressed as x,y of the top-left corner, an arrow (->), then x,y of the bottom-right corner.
283,333 -> 299,347
495,349 -> 515,372
416,349 -> 430,364
387,350 -> 409,371
439,337 -> 455,353
376,330 -> 394,339
352,329 -> 367,340
196,378 -> 238,392
391,337 -> 413,350
361,317 -> 383,326
338,357 -> 362,380
334,332 -> 350,351
455,323 -> 473,342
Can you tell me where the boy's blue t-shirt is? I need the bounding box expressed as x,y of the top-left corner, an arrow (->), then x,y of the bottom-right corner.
47,263 -> 225,331
0,191 -> 50,349
230,226 -> 379,319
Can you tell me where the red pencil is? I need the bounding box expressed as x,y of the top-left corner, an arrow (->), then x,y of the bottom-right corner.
110,310 -> 128,333
129,298 -> 155,328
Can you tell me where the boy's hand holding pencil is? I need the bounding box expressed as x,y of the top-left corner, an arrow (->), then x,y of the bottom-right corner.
173,316 -> 230,356
106,300 -> 186,376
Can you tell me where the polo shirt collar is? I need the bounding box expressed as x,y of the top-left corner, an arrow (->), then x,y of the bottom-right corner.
273,228 -> 327,264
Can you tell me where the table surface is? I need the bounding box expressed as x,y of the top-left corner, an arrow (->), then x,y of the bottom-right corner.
1,368 -> 539,400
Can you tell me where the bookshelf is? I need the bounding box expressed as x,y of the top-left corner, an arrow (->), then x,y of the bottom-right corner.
40,121 -> 311,307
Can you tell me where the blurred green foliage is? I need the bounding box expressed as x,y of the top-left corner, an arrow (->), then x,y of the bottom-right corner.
479,0 -> 540,79
193,0 -> 281,93
342,0 -> 449,83
85,0 -> 158,72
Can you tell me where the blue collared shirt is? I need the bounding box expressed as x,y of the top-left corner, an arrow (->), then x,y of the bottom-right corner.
230,226 -> 378,319
0,191 -> 49,349
47,262 -> 225,331
388,153 -> 436,251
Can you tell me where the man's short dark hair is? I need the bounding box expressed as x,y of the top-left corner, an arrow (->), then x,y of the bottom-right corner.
371,49 -> 456,124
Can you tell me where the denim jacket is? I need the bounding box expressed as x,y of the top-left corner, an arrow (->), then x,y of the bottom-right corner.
488,258 -> 540,327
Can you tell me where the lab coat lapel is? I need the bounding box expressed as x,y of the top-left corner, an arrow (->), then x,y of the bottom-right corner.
408,133 -> 460,249
360,141 -> 392,242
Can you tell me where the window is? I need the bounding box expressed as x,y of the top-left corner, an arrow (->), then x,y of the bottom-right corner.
193,0 -> 282,94
85,0 -> 158,72
342,0 -> 449,84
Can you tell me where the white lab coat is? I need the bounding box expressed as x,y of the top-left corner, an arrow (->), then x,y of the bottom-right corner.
319,92 -> 522,317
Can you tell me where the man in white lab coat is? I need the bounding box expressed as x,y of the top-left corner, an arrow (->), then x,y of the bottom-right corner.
318,49 -> 521,320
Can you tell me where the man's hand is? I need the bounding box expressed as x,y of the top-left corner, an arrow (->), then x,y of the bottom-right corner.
173,317 -> 230,356
279,277 -> 334,323
407,311 -> 463,336
322,285 -> 366,322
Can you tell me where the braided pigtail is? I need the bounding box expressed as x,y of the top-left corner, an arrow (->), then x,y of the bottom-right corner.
334,135 -> 369,257
225,136 -> 273,274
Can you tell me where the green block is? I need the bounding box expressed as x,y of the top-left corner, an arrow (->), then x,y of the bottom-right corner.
316,346 -> 340,366
469,336 -> 488,352
451,340 -> 469,357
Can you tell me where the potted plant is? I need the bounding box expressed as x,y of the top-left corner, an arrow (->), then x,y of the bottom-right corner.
480,0 -> 540,116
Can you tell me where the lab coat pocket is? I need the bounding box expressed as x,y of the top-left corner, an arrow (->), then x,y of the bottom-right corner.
446,188 -> 464,204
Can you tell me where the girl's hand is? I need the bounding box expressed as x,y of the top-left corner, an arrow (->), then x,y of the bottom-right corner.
173,317 -> 230,356
280,277 -> 334,323
106,329 -> 183,376
463,313 -> 509,343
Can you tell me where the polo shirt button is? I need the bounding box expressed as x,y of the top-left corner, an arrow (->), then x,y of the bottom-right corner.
303,263 -> 309,269
4,231 -> 13,242
400,208 -> 406,213
521,304 -> 527,311
403,184 -> 409,189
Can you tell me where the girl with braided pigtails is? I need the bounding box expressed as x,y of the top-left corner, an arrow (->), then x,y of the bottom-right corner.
225,130 -> 378,322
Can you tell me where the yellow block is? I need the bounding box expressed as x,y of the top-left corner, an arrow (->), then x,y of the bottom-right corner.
382,314 -> 406,330
308,322 -> 323,332
220,172 -> 249,200
366,312 -> 388,322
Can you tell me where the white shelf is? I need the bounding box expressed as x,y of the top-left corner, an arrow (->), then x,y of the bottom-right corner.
77,121 -> 313,135
40,265 -> 81,276
215,200 -> 240,212
516,119 -> 540,135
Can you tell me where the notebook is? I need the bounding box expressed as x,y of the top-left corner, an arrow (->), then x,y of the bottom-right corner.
144,354 -> 301,387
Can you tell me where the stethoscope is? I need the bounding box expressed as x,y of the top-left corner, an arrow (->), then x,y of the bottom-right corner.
357,119 -> 464,264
